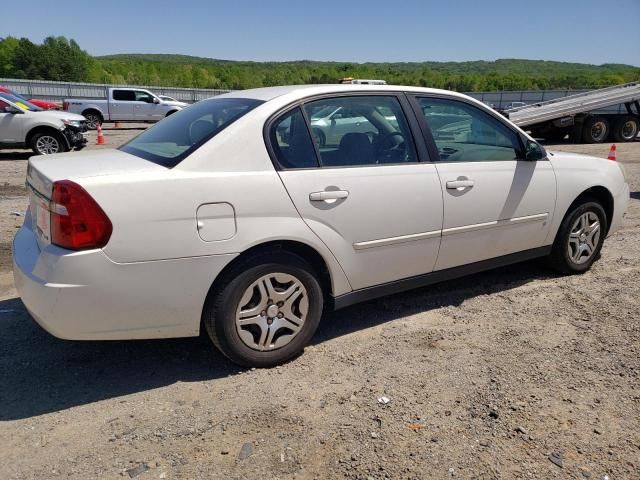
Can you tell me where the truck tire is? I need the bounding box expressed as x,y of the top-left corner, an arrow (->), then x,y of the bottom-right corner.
83,110 -> 103,130
582,117 -> 610,143
612,116 -> 639,143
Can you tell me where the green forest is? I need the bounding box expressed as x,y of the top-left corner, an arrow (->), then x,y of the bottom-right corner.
1,36 -> 639,92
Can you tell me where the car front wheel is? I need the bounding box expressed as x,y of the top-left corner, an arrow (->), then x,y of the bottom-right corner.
203,250 -> 324,367
30,131 -> 68,155
549,198 -> 607,274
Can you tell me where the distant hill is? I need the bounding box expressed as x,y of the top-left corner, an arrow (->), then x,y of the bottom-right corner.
1,36 -> 638,91
95,55 -> 640,91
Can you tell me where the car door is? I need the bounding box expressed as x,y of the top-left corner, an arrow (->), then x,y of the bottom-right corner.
270,94 -> 444,291
0,99 -> 26,143
410,95 -> 556,271
133,90 -> 160,121
110,89 -> 135,120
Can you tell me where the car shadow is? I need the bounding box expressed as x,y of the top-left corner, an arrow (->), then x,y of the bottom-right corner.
0,260 -> 555,421
314,260 -> 556,342
0,151 -> 31,161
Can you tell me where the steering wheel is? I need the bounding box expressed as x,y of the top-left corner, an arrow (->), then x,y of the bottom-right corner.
375,132 -> 407,162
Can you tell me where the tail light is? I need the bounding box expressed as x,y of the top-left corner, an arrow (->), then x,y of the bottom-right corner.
50,180 -> 112,250
62,101 -> 69,111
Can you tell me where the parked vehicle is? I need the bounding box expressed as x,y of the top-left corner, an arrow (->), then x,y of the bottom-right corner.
504,101 -> 527,110
0,93 -> 87,155
506,82 -> 640,143
0,86 -> 61,110
63,88 -> 186,129
14,85 -> 629,367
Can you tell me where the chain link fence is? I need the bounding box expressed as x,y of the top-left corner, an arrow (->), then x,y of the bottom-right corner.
0,78 -> 232,103
0,78 -> 627,113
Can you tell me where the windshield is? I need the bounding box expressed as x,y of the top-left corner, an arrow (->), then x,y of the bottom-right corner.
120,97 -> 263,168
0,92 -> 42,111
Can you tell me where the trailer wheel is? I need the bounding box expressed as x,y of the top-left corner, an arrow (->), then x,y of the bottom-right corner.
612,116 -> 639,143
582,117 -> 610,143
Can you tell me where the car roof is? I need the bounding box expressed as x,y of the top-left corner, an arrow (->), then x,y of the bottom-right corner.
218,84 -> 470,103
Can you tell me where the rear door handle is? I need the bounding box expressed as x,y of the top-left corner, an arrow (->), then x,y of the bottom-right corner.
446,179 -> 475,189
309,190 -> 349,201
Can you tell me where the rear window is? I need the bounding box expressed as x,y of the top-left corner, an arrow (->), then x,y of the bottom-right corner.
120,97 -> 263,168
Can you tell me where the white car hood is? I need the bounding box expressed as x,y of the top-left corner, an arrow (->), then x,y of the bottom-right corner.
28,110 -> 87,122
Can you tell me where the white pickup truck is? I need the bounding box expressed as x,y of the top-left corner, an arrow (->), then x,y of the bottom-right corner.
63,87 -> 188,129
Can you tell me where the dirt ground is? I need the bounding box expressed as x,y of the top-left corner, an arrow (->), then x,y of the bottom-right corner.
1,126 -> 638,480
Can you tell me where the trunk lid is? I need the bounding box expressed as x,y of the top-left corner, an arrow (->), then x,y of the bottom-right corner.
26,148 -> 167,249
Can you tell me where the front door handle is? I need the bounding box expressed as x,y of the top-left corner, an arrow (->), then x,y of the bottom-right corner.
309,190 -> 349,201
446,179 -> 475,190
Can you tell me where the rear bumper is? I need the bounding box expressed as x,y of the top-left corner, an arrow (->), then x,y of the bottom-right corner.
13,214 -> 237,340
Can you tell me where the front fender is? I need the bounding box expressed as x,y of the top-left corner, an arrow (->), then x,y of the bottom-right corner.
545,152 -> 629,244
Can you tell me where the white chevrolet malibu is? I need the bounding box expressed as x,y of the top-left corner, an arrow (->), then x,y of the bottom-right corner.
13,85 -> 629,367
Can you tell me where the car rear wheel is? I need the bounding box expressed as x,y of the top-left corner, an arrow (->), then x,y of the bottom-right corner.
548,198 -> 607,274
203,250 -> 324,367
83,112 -> 102,130
30,131 -> 68,155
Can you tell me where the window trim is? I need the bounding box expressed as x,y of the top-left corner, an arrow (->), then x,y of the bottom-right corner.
263,91 -> 431,171
406,93 -> 531,163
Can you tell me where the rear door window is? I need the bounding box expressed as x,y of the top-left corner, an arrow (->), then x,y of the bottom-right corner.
120,97 -> 263,167
302,96 -> 417,167
113,90 -> 136,101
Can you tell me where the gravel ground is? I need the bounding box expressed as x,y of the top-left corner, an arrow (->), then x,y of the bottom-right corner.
0,127 -> 638,480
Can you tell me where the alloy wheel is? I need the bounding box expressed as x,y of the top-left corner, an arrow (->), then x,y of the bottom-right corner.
36,135 -> 60,155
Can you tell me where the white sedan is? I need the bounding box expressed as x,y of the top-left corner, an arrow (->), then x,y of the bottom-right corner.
13,85 -> 629,367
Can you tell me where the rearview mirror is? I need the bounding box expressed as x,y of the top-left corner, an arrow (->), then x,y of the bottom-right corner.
525,139 -> 546,161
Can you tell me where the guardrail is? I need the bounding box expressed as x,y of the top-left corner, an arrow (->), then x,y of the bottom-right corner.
0,78 -> 232,103
0,77 -> 628,113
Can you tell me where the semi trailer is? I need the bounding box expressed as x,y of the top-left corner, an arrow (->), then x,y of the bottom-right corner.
504,82 -> 640,143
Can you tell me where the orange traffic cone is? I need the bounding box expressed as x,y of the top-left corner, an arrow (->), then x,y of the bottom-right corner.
114,121 -> 121,129
96,124 -> 106,145
607,144 -> 617,161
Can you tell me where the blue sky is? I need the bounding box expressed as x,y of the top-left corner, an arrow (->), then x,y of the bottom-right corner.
5,0 -> 640,66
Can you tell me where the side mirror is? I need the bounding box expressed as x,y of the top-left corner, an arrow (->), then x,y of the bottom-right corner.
6,106 -> 24,114
525,139 -> 546,161
153,97 -> 160,104
331,113 -> 343,120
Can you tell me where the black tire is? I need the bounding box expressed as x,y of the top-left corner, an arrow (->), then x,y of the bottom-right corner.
548,197 -> 607,274
203,250 -> 324,367
582,116 -> 610,144
83,111 -> 102,130
30,131 -> 68,155
612,116 -> 639,143
312,128 -> 326,147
